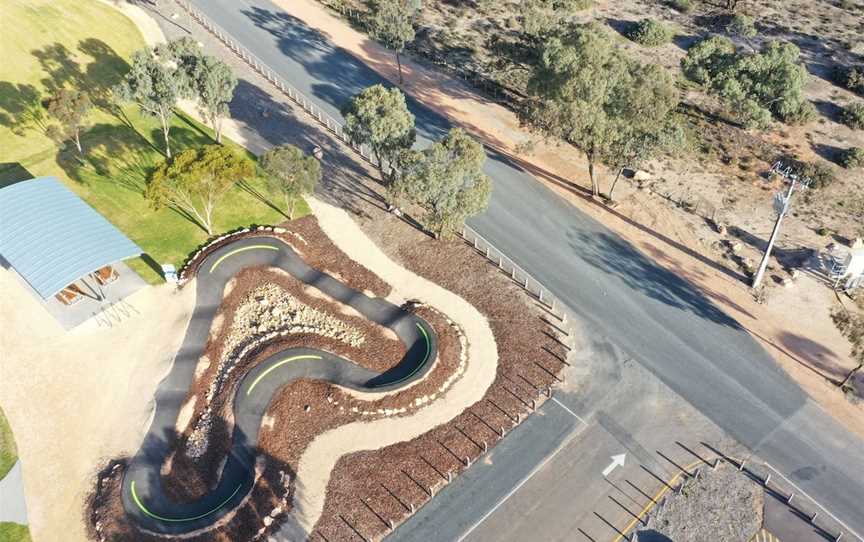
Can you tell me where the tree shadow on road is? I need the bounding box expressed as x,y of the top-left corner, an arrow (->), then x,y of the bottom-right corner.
239,5 -> 450,143
229,78 -> 387,219
566,227 -> 742,329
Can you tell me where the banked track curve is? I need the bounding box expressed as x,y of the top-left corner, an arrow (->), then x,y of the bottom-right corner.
121,236 -> 438,535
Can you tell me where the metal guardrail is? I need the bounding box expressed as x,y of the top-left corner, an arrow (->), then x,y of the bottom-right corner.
460,225 -> 559,312
172,0 -> 562,314
174,0 -> 376,160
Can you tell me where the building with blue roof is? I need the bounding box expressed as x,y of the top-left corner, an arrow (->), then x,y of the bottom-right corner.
0,176 -> 143,300
0,177 -> 146,328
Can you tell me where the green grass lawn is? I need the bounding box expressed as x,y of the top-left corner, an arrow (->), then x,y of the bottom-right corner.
0,522 -> 31,542
0,0 -> 306,284
0,406 -> 17,480
0,408 -> 30,542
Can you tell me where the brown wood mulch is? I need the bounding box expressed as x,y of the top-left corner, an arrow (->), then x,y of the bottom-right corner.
159,262 -> 407,505
85,217 -> 472,542
309,206 -> 569,542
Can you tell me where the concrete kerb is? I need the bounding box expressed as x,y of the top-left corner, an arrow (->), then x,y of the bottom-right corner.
688,452 -> 862,542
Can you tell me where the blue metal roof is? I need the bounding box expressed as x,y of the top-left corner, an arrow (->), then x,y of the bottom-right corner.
0,177 -> 142,299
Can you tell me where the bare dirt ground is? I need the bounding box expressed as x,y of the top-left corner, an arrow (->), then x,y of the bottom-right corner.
282,0 -> 864,434
0,268 -> 196,542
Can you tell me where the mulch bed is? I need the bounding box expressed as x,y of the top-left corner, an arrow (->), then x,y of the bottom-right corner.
160,262 -> 407,504
309,205 -> 570,541
86,217 -> 470,542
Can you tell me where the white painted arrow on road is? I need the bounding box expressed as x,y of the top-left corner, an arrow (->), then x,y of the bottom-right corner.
602,453 -> 627,477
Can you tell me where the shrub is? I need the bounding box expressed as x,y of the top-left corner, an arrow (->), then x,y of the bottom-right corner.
521,0 -> 593,38
726,14 -> 757,40
682,39 -> 811,128
841,102 -> 864,129
668,0 -> 693,12
797,161 -> 837,189
840,147 -> 864,169
627,19 -> 674,47
681,36 -> 736,85
781,99 -> 817,126
838,66 -> 864,95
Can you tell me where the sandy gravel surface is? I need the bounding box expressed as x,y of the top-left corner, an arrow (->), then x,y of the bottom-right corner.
288,197 -> 499,533
99,0 -> 166,47
639,464 -> 763,542
0,268 -> 196,542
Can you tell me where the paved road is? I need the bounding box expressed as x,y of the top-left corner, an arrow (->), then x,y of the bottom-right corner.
393,333 -> 737,542
121,236 -> 437,535
184,0 -> 864,536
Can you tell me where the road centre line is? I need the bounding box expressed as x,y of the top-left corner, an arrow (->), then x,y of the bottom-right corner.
456,399 -> 589,542
246,354 -> 323,395
130,480 -> 243,522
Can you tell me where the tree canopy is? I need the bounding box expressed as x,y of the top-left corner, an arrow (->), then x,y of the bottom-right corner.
260,144 -> 321,219
341,84 -> 416,182
682,37 -> 814,128
115,48 -> 181,157
520,0 -> 592,39
161,38 -> 238,143
145,145 -> 254,234
369,0 -> 418,83
45,88 -> 92,155
832,299 -> 864,391
393,128 -> 492,237
522,22 -> 681,198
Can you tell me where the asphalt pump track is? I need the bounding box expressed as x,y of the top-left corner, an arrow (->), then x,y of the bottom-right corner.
121,236 -> 438,535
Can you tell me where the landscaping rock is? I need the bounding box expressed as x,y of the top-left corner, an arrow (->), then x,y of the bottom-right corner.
638,464 -> 762,542
633,170 -> 653,181
185,282 -> 365,459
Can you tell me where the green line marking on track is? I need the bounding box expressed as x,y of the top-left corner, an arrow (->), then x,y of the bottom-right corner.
130,480 -> 242,522
372,322 -> 432,388
246,354 -> 323,396
209,245 -> 279,274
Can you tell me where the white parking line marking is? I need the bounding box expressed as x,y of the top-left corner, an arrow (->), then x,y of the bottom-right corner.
456,400 -> 588,542
551,396 -> 588,425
